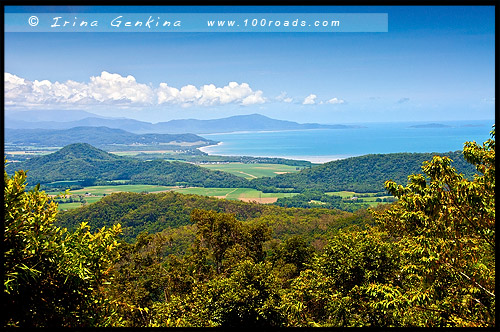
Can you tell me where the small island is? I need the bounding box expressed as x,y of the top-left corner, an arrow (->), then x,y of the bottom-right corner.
409,123 -> 451,129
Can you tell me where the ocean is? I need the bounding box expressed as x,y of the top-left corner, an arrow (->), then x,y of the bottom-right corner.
199,120 -> 495,163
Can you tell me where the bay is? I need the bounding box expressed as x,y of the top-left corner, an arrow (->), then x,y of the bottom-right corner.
199,120 -> 495,163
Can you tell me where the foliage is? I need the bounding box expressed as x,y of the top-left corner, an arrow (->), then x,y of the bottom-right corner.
373,126 -> 495,326
151,260 -> 286,327
280,227 -> 401,327
269,235 -> 316,283
107,210 -> 279,327
3,166 -> 123,327
252,151 -> 478,193
5,127 -> 494,327
274,190 -> 370,211
56,190 -> 364,244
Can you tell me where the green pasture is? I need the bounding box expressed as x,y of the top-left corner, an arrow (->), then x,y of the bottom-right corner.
70,184 -> 175,196
49,184 -> 299,210
326,191 -> 358,198
326,191 -> 395,207
171,187 -> 297,201
57,202 -> 84,211
173,187 -> 237,197
199,163 -> 301,179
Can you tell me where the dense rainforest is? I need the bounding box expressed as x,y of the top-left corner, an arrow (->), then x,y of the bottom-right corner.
251,150 -> 478,193
3,128 -> 495,327
56,190 -> 373,246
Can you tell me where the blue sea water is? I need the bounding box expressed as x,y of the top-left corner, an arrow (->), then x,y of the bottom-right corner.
199,120 -> 495,163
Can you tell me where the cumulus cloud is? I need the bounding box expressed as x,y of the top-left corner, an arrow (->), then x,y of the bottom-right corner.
157,81 -> 265,106
276,91 -> 293,103
88,71 -> 154,104
326,97 -> 345,104
303,94 -> 317,105
5,71 -> 155,107
4,72 -> 266,108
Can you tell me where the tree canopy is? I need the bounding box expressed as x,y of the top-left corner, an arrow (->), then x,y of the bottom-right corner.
3,166 -> 123,327
3,126 -> 495,327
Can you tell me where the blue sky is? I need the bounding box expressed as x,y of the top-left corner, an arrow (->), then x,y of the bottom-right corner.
4,6 -> 495,124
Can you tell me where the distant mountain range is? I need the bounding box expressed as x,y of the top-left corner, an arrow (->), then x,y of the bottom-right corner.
4,126 -> 216,148
5,111 -> 362,134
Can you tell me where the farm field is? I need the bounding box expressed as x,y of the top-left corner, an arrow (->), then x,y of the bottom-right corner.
69,184 -> 176,196
326,191 -> 396,207
199,162 -> 302,179
110,150 -> 181,156
173,187 -> 298,203
49,184 -> 177,210
50,184 -> 299,210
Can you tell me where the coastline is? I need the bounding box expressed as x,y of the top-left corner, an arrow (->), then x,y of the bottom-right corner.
199,127 -> 358,136
197,142 -> 354,164
198,141 -> 223,154
194,120 -> 494,164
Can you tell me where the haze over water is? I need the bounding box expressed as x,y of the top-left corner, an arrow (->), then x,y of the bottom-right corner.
200,120 -> 495,163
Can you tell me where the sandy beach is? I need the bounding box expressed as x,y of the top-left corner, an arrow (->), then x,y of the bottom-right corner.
197,141 -> 352,164
198,141 -> 223,154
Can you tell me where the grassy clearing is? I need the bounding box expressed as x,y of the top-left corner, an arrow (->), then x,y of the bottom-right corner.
326,191 -> 358,198
173,187 -> 237,197
57,202 -> 84,211
172,187 -> 297,203
69,185 -> 175,196
326,191 -> 396,207
49,184 -> 299,210
199,163 -> 302,179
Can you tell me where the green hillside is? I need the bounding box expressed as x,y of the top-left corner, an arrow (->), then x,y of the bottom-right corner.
251,151 -> 478,193
4,143 -> 248,189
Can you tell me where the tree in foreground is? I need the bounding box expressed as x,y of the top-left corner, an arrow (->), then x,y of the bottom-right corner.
373,126 -> 495,326
3,167 -> 123,327
280,227 -> 401,327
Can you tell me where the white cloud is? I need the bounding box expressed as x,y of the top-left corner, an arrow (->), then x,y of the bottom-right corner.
303,94 -> 317,105
157,81 -> 265,106
4,71 -> 155,107
4,73 -> 32,102
276,91 -> 293,103
241,91 -> 265,106
5,72 -> 266,108
326,97 -> 345,104
88,71 -> 154,104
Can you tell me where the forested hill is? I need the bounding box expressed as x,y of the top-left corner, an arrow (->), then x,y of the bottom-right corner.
57,190 -> 368,244
251,151 -> 478,193
4,126 -> 216,148
4,143 -> 248,188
